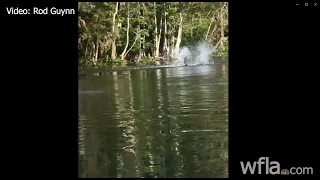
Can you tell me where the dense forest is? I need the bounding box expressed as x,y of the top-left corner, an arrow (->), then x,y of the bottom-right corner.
78,2 -> 228,67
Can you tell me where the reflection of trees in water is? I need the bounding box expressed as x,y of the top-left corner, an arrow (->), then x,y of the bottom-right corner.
113,72 -> 141,178
78,64 -> 228,178
159,69 -> 184,178
78,105 -> 102,177
222,64 -> 228,177
78,100 -> 102,177
78,76 -> 116,177
79,73 -> 141,178
131,69 -> 165,178
156,69 -> 179,178
164,65 -> 228,178
78,105 -> 87,177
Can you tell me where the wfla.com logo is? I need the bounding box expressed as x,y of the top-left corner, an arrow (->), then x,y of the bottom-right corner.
240,157 -> 313,175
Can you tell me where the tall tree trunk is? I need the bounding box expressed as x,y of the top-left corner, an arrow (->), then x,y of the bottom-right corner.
153,2 -> 162,58
138,2 -> 143,60
220,7 -> 225,48
99,41 -> 103,57
156,24 -> 162,58
214,3 -> 227,51
174,3 -> 183,59
163,2 -> 168,57
124,30 -> 139,58
211,24 -> 218,41
94,38 -> 99,65
142,35 -> 146,57
138,28 -> 142,60
170,35 -> 175,58
111,2 -> 119,60
140,3 -> 146,58
121,2 -> 130,60
111,41 -> 116,60
218,3 -> 226,50
154,2 -> 159,57
155,20 -> 162,58
205,13 -> 215,40
191,15 -> 194,38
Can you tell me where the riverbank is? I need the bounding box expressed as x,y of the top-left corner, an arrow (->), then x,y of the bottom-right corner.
79,56 -> 167,69
78,56 -> 228,76
79,55 -> 228,70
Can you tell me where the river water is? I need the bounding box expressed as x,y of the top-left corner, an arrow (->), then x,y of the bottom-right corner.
78,63 -> 228,178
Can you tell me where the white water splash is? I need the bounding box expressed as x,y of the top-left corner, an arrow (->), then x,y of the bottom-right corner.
176,41 -> 215,66
177,47 -> 191,65
194,41 -> 214,65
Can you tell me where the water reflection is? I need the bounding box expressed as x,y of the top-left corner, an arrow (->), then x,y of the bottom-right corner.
79,64 -> 228,178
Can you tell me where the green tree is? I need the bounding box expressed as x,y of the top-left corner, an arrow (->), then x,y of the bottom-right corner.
78,2 -> 228,68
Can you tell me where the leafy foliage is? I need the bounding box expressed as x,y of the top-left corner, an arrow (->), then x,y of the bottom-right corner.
78,2 -> 228,68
